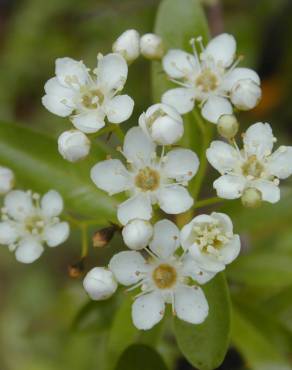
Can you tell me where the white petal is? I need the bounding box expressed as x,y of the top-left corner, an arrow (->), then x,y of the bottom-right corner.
122,219 -> 153,250
162,49 -> 197,79
162,88 -> 195,115
83,267 -> 117,300
189,245 -> 226,272
0,222 -> 19,245
252,180 -> 280,204
267,146 -> 292,179
58,130 -> 90,162
243,122 -> 274,158
181,254 -> 216,284
213,175 -> 245,199
140,33 -> 164,60
106,95 -> 134,124
149,219 -> 180,259
109,250 -> 147,286
0,166 -> 14,194
151,115 -> 184,145
123,127 -> 156,167
42,94 -> 73,117
220,235 -> 241,265
91,159 -> 130,195
71,111 -> 105,133
44,222 -> 70,247
41,190 -> 63,217
4,190 -> 33,221
163,148 -> 199,182
180,215 -> 214,251
231,79 -> 261,110
223,68 -> 260,91
55,57 -> 89,87
112,29 -> 140,63
117,194 -> 152,225
174,285 -> 208,324
157,185 -> 193,214
211,212 -> 233,233
203,33 -> 236,67
206,140 -> 239,174
132,291 -> 165,330
15,237 -> 44,264
201,96 -> 233,124
97,53 -> 128,91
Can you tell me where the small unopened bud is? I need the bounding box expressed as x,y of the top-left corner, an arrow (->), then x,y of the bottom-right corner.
0,166 -> 14,194
92,224 -> 119,248
83,267 -> 117,300
122,219 -> 153,250
140,33 -> 164,60
58,130 -> 90,162
68,258 -> 85,278
112,29 -> 140,63
231,79 -> 261,110
139,103 -> 183,145
217,114 -> 239,139
241,187 -> 262,208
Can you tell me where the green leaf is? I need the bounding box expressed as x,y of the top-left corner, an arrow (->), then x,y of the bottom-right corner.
173,273 -> 231,370
0,122 -> 116,221
115,344 -> 168,370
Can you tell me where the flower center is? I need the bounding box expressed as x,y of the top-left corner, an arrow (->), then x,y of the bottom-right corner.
195,68 -> 218,93
241,155 -> 264,179
25,215 -> 45,234
81,89 -> 104,109
135,167 -> 160,192
152,264 -> 177,289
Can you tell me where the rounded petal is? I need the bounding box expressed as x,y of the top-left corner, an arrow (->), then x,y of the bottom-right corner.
122,219 -> 153,250
132,291 -> 165,330
106,95 -> 134,124
162,88 -> 195,115
58,130 -> 90,162
163,148 -> 199,182
4,190 -> 33,221
83,267 -> 117,301
149,219 -> 180,259
112,29 -> 140,63
91,159 -> 130,195
41,190 -> 63,217
157,185 -> 193,214
117,194 -> 152,226
220,235 -> 241,264
189,245 -> 226,272
206,141 -> 239,174
211,212 -> 233,233
181,255 -> 216,284
223,67 -> 260,91
15,237 -> 44,264
71,111 -> 105,133
162,49 -> 197,78
0,222 -> 19,245
109,250 -> 147,286
151,115 -> 184,145
252,180 -> 280,204
243,122 -> 274,158
123,127 -> 156,167
44,222 -> 70,247
174,285 -> 208,324
231,79 -> 261,110
203,33 -> 236,67
0,166 -> 14,194
55,57 -> 89,88
42,94 -> 73,117
97,53 -> 128,91
213,175 -> 245,199
180,214 -> 215,250
267,146 -> 292,179
140,33 -> 164,60
201,96 -> 233,124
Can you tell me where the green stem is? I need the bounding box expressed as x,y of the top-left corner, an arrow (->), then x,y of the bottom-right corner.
113,125 -> 125,141
81,224 -> 89,258
194,196 -> 222,209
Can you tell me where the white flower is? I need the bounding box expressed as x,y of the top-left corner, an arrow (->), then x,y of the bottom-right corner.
58,130 -> 90,162
91,127 -> 199,225
112,29 -> 140,63
0,190 -> 69,263
139,103 -> 184,145
207,122 -> 292,203
109,219 -> 213,330
42,54 -> 134,133
122,219 -> 153,250
140,33 -> 164,60
0,166 -> 14,194
180,212 -> 240,272
162,33 -> 261,123
83,267 -> 118,300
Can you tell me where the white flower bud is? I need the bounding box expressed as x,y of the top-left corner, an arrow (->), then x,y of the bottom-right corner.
122,219 -> 153,250
112,29 -> 140,63
140,33 -> 164,60
241,187 -> 262,208
231,79 -> 261,110
139,103 -> 184,145
58,130 -> 90,162
217,114 -> 239,139
0,166 -> 14,194
83,267 -> 118,301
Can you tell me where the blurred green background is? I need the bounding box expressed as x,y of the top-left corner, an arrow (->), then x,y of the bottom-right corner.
0,0 -> 292,369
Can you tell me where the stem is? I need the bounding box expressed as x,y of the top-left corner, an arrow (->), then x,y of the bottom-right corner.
194,196 -> 222,209
81,224 -> 89,258
113,125 -> 125,141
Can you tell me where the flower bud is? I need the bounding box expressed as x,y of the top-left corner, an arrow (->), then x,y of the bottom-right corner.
68,258 -> 85,278
112,29 -> 140,63
231,79 -> 261,110
58,130 -> 90,162
217,114 -> 239,139
92,224 -> 119,248
0,166 -> 14,194
122,219 -> 153,250
140,33 -> 164,60
241,187 -> 262,208
139,103 -> 183,145
83,267 -> 117,300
